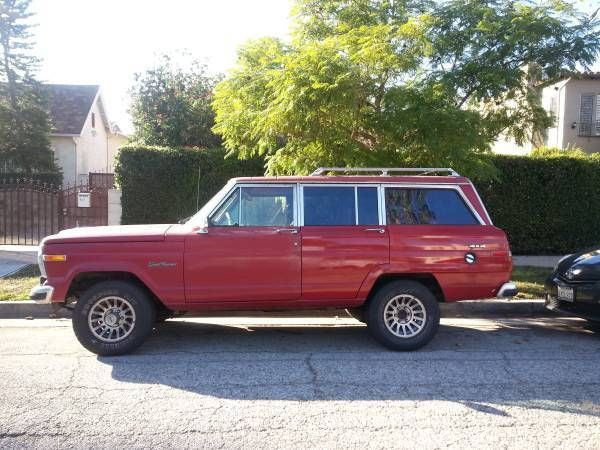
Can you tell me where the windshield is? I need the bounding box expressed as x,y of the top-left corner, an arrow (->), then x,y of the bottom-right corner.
186,179 -> 236,226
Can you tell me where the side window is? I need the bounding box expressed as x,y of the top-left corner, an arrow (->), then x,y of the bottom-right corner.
385,188 -> 478,225
357,187 -> 379,225
210,187 -> 240,226
209,186 -> 294,227
303,186 -> 380,226
240,186 -> 294,226
304,187 -> 355,225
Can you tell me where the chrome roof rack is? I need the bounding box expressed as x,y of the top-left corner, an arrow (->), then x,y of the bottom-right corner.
310,167 -> 460,176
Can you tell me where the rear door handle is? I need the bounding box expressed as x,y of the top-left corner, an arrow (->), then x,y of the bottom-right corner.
365,228 -> 385,234
276,228 -> 299,234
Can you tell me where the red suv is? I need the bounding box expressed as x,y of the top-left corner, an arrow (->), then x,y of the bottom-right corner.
31,168 -> 516,355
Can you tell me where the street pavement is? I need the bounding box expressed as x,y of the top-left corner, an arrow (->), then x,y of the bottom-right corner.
1,315 -> 599,449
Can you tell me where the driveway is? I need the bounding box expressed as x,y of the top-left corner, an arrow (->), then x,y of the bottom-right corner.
1,316 -> 599,448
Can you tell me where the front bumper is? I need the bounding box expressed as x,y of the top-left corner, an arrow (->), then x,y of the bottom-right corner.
29,285 -> 54,304
545,276 -> 600,322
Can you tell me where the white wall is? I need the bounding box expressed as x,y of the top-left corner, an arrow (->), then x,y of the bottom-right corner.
50,136 -> 77,186
560,79 -> 600,153
107,133 -> 128,172
76,99 -> 110,183
107,189 -> 122,225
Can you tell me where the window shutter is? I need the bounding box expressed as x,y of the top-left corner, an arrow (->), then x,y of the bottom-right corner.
579,93 -> 594,136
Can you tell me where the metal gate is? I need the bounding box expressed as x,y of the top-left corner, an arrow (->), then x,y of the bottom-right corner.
0,178 -> 111,245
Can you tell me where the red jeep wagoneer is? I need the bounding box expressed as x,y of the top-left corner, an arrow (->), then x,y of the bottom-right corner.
31,167 -> 516,355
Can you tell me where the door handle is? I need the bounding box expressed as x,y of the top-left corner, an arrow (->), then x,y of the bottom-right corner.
276,228 -> 299,234
365,228 -> 385,234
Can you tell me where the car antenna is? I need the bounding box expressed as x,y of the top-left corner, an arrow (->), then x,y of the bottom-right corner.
196,165 -> 201,211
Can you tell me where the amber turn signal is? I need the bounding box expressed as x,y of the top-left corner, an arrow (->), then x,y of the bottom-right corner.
42,255 -> 67,262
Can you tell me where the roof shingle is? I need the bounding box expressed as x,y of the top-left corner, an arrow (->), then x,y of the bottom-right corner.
46,84 -> 99,135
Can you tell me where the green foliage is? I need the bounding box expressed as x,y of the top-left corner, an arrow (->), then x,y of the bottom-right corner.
114,145 -> 264,224
478,155 -> 600,254
0,0 -> 57,175
530,145 -> 588,159
213,0 -> 600,178
130,55 -> 222,148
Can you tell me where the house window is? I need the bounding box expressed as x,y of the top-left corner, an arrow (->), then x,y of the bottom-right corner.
91,113 -> 96,129
578,93 -> 600,137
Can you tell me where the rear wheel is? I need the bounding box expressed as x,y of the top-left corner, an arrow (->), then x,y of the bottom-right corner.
72,281 -> 155,356
366,280 -> 440,351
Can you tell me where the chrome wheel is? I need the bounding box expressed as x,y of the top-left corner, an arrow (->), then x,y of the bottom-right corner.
88,296 -> 136,343
383,294 -> 427,338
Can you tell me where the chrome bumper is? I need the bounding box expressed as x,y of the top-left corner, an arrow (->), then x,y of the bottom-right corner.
29,285 -> 54,304
497,282 -> 518,298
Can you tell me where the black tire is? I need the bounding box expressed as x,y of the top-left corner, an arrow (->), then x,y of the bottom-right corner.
366,280 -> 440,351
346,308 -> 366,323
72,280 -> 156,356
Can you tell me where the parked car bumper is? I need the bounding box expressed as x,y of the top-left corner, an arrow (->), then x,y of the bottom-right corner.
545,276 -> 600,322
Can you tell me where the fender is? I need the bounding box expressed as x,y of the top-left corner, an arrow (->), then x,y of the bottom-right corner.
356,263 -> 447,302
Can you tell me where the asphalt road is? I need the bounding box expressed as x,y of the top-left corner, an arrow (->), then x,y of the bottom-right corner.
1,315 -> 599,449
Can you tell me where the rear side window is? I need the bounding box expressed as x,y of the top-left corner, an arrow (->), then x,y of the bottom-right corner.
303,186 -> 380,226
304,187 -> 355,225
385,188 -> 478,225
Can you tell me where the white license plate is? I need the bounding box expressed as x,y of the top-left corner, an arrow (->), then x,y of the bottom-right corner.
557,285 -> 574,302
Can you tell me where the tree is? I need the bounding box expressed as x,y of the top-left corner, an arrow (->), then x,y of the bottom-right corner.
213,0 -> 600,178
130,55 -> 222,148
0,0 -> 55,174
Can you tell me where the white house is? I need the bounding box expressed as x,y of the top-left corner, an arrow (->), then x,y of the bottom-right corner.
492,72 -> 600,155
47,84 -> 127,185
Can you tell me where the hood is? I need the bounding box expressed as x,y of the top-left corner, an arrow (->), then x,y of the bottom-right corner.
42,224 -> 173,245
557,247 -> 600,282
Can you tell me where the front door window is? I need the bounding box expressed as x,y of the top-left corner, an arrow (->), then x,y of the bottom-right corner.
210,186 -> 294,227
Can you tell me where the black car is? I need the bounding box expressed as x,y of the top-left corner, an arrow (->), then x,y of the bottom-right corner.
545,247 -> 600,323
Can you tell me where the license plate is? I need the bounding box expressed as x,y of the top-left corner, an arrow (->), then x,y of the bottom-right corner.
557,285 -> 574,302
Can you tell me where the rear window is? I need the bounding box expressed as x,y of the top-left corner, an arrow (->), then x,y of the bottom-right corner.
385,188 -> 478,225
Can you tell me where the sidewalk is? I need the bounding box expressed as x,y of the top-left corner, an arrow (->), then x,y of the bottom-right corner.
513,255 -> 562,268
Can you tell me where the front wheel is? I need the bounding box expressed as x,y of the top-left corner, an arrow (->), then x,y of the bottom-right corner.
366,280 -> 440,351
72,281 -> 156,356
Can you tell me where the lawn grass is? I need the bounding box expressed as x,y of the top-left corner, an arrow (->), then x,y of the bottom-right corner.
0,265 -> 41,301
512,265 -> 550,299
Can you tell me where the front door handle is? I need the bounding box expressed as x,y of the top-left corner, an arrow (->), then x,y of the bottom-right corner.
365,228 -> 385,234
276,228 -> 299,234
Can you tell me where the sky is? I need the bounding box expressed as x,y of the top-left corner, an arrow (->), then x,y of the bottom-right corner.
31,0 -> 293,134
29,0 -> 599,135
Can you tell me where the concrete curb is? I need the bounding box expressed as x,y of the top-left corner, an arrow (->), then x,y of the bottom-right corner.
0,299 -> 549,320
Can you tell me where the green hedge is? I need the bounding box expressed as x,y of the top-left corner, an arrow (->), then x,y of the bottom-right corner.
115,146 -> 600,254
478,155 -> 600,255
115,145 -> 264,224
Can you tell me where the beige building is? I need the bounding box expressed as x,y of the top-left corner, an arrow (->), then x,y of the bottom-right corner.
492,72 -> 600,155
47,84 -> 128,186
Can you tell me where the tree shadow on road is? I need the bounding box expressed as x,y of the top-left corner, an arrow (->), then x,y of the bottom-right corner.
100,317 -> 600,417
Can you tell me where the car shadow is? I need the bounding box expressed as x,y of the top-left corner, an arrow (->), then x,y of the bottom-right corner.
99,317 -> 600,417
